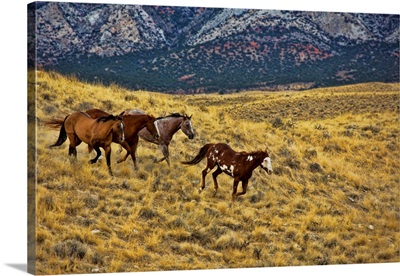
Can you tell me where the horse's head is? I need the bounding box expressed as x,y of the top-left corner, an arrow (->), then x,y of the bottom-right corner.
112,116 -> 125,143
181,115 -> 195,139
146,115 -> 160,140
260,152 -> 273,175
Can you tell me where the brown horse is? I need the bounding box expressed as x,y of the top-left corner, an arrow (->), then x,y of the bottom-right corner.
49,112 -> 125,176
121,109 -> 195,165
85,108 -> 159,170
182,143 -> 273,201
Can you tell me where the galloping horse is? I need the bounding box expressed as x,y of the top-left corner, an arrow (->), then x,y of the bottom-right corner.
182,143 -> 273,202
85,109 -> 159,170
49,112 -> 125,176
121,109 -> 195,165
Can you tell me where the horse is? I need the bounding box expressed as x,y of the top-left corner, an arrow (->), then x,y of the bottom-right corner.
121,109 -> 195,165
84,109 -> 159,170
182,143 -> 273,202
49,112 -> 125,176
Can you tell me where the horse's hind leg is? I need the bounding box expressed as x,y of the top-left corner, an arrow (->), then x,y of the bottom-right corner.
68,145 -> 78,164
212,167 -> 222,195
199,164 -> 215,193
199,168 -> 208,193
67,134 -> 81,161
68,145 -> 76,157
89,147 -> 101,164
199,157 -> 217,193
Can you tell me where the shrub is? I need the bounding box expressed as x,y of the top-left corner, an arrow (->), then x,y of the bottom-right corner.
309,162 -> 322,173
272,117 -> 284,128
53,240 -> 87,259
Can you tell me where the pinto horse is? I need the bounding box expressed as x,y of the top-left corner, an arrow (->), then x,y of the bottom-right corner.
121,109 -> 195,165
182,143 -> 273,202
49,112 -> 125,176
85,108 -> 159,170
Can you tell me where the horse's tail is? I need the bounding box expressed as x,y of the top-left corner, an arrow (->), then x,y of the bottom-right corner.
43,117 -> 66,129
181,144 -> 212,165
49,115 -> 69,148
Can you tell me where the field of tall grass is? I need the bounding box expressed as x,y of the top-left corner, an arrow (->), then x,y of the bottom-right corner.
30,71 -> 399,274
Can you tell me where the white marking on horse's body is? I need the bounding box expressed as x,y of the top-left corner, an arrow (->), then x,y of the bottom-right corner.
210,153 -> 216,161
219,163 -> 234,176
247,155 -> 253,161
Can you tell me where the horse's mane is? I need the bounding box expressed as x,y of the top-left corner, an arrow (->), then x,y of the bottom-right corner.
157,113 -> 186,120
80,112 -> 92,118
96,115 -> 121,122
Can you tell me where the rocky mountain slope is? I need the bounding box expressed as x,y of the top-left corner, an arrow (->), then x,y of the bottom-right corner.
28,2 -> 399,93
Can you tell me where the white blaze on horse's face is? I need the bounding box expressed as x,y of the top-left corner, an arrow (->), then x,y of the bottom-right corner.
120,122 -> 125,142
188,120 -> 194,134
154,120 -> 161,138
115,121 -> 125,142
261,157 -> 273,175
182,118 -> 195,139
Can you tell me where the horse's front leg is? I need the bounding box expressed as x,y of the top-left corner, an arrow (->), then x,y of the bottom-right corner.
89,147 -> 101,164
104,145 -> 113,176
116,141 -> 131,164
129,136 -> 140,170
156,144 -> 170,165
231,179 -> 240,202
235,179 -> 249,197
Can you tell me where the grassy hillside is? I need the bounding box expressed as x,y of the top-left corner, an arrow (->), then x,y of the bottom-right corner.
32,70 -> 399,274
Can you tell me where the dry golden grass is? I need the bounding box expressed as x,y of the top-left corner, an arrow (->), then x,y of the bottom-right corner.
32,70 -> 399,274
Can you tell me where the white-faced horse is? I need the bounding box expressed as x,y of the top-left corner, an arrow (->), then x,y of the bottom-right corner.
121,109 -> 195,165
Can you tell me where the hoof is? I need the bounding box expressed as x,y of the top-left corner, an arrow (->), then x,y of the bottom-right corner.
198,187 -> 203,194
89,159 -> 97,164
155,158 -> 165,164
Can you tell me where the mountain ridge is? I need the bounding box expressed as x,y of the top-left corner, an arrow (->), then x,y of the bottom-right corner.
29,2 -> 399,93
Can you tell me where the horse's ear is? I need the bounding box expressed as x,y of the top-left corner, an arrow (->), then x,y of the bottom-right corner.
189,115 -> 192,119
118,111 -> 125,117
